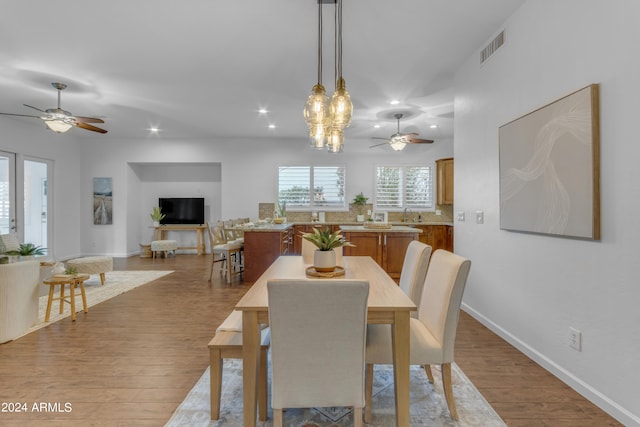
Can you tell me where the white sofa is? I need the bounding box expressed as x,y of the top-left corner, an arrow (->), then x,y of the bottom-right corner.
0,260 -> 41,344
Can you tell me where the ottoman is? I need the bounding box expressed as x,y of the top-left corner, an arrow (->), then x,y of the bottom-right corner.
151,240 -> 178,259
66,256 -> 113,286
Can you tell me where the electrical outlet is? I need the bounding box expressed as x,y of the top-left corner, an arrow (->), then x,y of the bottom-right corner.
456,211 -> 465,222
568,327 -> 582,351
435,209 -> 442,216
476,210 -> 484,224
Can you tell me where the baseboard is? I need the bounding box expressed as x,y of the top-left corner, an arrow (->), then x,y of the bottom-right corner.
461,303 -> 640,427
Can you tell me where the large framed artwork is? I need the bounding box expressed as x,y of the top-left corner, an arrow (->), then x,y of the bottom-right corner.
499,84 -> 600,240
93,177 -> 113,225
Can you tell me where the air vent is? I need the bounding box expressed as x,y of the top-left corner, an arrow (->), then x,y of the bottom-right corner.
480,30 -> 505,63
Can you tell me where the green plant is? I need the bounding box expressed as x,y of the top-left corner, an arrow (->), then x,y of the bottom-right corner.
275,200 -> 287,218
150,206 -> 166,222
5,243 -> 46,256
352,192 -> 369,214
65,266 -> 78,275
301,227 -> 355,251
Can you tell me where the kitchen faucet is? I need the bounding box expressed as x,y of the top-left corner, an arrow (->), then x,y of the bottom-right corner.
403,207 -> 412,223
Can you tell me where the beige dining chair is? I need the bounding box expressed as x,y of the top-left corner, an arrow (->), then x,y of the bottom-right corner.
364,249 -> 471,422
398,241 -> 432,318
206,222 -> 243,283
267,279 -> 369,427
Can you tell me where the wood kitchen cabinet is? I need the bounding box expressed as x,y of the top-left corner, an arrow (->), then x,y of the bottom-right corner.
436,157 -> 454,205
342,230 -> 417,279
243,226 -> 293,282
416,224 -> 454,252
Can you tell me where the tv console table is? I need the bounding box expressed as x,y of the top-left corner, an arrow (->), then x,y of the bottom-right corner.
154,225 -> 207,255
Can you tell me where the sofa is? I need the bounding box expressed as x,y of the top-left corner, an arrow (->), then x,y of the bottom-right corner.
0,260 -> 41,344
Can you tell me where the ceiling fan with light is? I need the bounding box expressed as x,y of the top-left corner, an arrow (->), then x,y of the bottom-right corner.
0,82 -> 107,134
370,113 -> 433,151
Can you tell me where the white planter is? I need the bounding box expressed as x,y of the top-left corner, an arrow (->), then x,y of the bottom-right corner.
153,221 -> 160,227
314,250 -> 336,272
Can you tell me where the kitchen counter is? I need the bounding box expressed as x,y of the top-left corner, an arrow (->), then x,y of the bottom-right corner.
339,225 -> 422,233
236,223 -> 292,232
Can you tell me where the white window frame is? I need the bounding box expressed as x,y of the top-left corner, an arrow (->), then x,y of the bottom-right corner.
374,164 -> 434,211
278,164 -> 347,211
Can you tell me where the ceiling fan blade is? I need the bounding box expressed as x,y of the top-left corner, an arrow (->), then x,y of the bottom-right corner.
73,116 -> 105,124
369,141 -> 390,148
23,104 -> 47,113
407,137 -> 434,144
0,112 -> 42,119
74,121 -> 108,134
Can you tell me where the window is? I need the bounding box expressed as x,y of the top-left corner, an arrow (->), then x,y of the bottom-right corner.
375,165 -> 433,210
278,166 -> 345,209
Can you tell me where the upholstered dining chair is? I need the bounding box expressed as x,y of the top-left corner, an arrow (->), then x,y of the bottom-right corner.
267,279 -> 369,427
364,249 -> 471,422
206,222 -> 243,283
398,241 -> 432,318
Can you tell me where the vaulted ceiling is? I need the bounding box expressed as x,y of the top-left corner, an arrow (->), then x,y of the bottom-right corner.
0,0 -> 525,145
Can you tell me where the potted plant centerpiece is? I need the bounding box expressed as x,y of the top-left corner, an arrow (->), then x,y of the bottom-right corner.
352,192 -> 369,222
5,243 -> 46,260
150,206 -> 165,227
302,227 -> 355,272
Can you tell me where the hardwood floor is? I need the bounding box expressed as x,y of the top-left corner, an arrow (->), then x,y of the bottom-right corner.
0,254 -> 622,426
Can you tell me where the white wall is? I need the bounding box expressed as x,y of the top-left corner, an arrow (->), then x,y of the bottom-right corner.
453,1 -> 640,425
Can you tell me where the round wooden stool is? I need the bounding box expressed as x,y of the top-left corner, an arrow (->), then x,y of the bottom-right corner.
42,274 -> 90,322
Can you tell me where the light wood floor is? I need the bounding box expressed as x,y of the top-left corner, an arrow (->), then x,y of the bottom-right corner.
0,254 -> 622,426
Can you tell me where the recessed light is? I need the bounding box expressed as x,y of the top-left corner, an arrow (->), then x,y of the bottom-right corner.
268,124 -> 276,129
148,127 -> 160,133
430,124 -> 438,129
390,100 -> 400,105
258,108 -> 268,114
373,124 -> 381,129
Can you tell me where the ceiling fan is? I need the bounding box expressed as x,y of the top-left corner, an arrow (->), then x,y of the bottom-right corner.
0,82 -> 107,134
370,113 -> 433,151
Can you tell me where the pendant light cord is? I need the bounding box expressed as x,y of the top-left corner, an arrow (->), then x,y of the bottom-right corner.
317,2 -> 323,86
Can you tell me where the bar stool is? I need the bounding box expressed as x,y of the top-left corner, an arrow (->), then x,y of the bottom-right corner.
42,274 -> 90,321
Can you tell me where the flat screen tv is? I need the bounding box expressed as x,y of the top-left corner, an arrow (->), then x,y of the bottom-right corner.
159,198 -> 205,225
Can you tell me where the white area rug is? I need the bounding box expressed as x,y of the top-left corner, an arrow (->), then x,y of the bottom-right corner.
165,359 -> 506,427
26,270 -> 173,334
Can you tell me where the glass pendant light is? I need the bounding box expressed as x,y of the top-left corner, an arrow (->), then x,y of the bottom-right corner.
389,135 -> 407,151
329,0 -> 352,130
327,127 -> 344,153
304,3 -> 330,148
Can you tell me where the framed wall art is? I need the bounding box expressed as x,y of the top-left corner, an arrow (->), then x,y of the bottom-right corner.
372,211 -> 388,223
499,84 -> 600,240
93,177 -> 113,225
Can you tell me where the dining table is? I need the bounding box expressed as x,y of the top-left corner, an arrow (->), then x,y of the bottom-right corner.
235,255 -> 417,426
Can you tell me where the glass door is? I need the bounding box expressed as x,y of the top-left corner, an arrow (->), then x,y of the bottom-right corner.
0,151 -> 16,235
23,159 -> 50,251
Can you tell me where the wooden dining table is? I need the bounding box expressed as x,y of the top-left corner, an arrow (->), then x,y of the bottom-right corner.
235,255 -> 416,426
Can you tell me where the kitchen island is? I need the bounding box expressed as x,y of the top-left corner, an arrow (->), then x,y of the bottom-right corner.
242,224 -> 293,282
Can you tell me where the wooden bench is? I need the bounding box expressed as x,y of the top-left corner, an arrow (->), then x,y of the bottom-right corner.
208,328 -> 270,420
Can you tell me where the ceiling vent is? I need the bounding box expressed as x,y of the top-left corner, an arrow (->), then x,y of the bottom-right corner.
480,30 -> 505,64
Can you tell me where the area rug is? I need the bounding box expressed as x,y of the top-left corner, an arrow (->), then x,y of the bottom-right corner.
25,270 -> 173,335
165,359 -> 506,427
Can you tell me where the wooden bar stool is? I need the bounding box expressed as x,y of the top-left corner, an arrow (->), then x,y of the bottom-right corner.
42,274 -> 90,321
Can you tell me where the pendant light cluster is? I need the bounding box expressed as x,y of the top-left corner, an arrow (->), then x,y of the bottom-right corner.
303,0 -> 352,153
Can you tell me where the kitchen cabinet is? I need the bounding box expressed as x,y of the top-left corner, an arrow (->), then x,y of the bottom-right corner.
436,157 -> 454,205
243,226 -> 293,282
415,224 -> 453,252
342,228 -> 418,279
